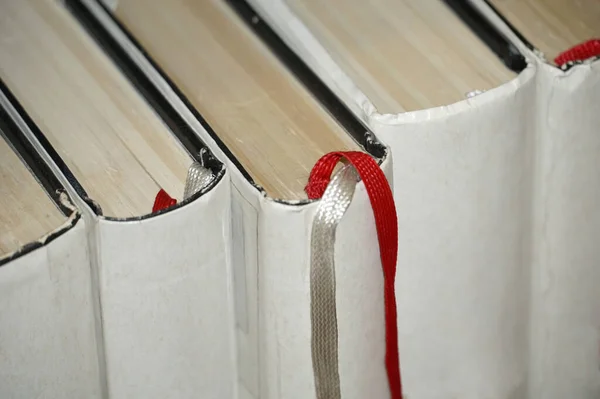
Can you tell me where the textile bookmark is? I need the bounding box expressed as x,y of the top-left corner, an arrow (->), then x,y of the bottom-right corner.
152,189 -> 177,213
306,151 -> 402,399
554,38 -> 600,67
308,163 -> 358,399
152,161 -> 214,212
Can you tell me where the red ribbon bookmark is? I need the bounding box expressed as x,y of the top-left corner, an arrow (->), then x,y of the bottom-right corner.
152,189 -> 177,212
554,39 -> 600,67
306,151 -> 403,399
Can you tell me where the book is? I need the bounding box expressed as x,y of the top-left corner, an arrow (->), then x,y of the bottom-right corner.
472,2 -> 600,398
0,0 -> 236,397
0,105 -> 101,399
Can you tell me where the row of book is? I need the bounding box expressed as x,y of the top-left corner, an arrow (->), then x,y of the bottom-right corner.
0,0 -> 598,398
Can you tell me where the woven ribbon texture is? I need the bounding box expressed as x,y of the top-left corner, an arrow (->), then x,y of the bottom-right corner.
554,38 -> 600,66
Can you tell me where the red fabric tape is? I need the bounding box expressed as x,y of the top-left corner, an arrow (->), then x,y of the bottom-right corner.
555,39 -> 600,66
152,189 -> 177,213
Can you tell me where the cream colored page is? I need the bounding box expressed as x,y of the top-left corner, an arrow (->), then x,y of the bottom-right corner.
0,0 -> 191,217
489,0 -> 600,61
0,136 -> 65,256
114,0 -> 358,200
286,0 -> 515,113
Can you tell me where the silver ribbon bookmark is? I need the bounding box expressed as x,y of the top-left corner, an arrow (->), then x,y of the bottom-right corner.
183,161 -> 214,200
310,164 -> 359,399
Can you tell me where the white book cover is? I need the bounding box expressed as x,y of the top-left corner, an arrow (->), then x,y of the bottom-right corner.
0,103 -> 102,399
0,206 -> 103,399
93,167 -> 236,399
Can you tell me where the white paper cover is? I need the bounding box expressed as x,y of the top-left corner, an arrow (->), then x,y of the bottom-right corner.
96,174 -> 237,399
528,61 -> 600,399
0,217 -> 102,399
371,72 -> 536,398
